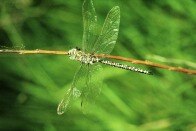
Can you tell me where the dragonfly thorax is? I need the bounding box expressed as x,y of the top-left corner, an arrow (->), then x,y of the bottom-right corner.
68,48 -> 99,64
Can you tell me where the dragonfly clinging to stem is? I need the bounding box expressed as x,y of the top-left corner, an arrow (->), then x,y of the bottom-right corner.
57,0 -> 151,115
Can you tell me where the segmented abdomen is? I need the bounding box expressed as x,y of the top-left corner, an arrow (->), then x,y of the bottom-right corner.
100,60 -> 151,75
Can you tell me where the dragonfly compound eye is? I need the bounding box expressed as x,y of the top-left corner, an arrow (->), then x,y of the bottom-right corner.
76,47 -> 81,51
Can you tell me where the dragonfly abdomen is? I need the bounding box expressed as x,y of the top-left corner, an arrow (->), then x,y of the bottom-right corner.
100,60 -> 151,75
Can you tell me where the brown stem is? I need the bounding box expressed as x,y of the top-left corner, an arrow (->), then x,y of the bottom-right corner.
96,54 -> 196,75
0,49 -> 195,75
0,49 -> 68,55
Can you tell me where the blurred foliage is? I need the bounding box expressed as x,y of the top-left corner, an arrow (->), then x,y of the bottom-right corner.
0,0 -> 196,130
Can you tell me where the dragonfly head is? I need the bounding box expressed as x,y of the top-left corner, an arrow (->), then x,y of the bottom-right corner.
68,48 -> 98,64
68,48 -> 83,60
68,48 -> 77,60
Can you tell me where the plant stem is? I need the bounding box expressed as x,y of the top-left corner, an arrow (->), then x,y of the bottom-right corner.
1,49 -> 196,75
0,49 -> 68,55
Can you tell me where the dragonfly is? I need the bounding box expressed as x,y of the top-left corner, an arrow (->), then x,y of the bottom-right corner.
57,0 -> 151,115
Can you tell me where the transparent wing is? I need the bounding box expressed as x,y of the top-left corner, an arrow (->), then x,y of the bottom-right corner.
81,64 -> 103,113
57,64 -> 102,115
82,0 -> 98,52
57,64 -> 89,115
93,6 -> 120,55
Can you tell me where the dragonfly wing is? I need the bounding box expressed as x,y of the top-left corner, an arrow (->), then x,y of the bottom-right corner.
81,64 -> 103,113
93,6 -> 120,55
57,64 -> 102,115
82,0 -> 98,52
57,64 -> 89,115
57,87 -> 74,115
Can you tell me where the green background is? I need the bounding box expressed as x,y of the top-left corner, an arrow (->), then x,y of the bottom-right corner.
0,0 -> 196,130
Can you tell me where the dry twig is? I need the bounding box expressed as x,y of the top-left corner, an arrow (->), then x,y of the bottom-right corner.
1,49 -> 195,75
